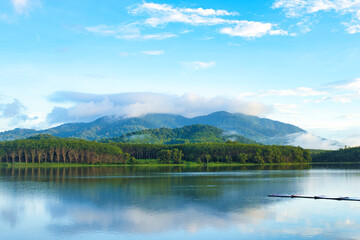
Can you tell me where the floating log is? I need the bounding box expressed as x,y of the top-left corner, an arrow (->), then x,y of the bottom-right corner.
268,194 -> 360,201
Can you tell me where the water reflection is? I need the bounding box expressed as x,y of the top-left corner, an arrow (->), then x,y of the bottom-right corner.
1,165 -> 360,239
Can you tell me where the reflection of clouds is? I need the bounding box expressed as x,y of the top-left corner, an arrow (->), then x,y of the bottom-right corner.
0,194 -> 21,228
9,191 -> 360,239
47,202 -> 360,239
2,169 -> 360,239
280,227 -> 325,237
48,205 -> 273,234
1,207 -> 19,228
0,190 -> 50,228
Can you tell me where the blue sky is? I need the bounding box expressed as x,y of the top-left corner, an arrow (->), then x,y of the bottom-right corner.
1,0 -> 360,148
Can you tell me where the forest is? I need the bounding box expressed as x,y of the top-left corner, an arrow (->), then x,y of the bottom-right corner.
0,135 -> 131,164
312,146 -> 360,163
116,142 -> 311,164
0,135 -> 311,165
102,124 -> 257,145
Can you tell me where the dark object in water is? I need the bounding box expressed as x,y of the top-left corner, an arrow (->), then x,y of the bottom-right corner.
268,194 -> 360,201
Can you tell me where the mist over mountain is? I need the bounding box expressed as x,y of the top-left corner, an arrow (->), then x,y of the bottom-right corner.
0,111 -> 305,145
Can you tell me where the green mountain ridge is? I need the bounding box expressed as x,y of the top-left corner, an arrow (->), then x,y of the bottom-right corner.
102,124 -> 258,145
0,111 -> 305,144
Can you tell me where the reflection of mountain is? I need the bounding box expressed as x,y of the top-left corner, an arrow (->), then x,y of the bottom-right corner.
0,166 -> 308,236
1,167 -> 360,239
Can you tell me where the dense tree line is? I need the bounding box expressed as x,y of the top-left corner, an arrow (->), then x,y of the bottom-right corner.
116,142 -> 311,164
0,136 -> 130,164
0,135 -> 311,165
157,149 -> 183,164
312,147 -> 360,163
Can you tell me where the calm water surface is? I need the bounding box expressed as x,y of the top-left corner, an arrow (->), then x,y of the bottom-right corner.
1,165 -> 360,240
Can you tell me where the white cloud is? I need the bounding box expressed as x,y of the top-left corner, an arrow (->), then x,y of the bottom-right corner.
180,30 -> 192,34
85,24 -> 177,40
309,126 -> 360,147
287,132 -> 343,150
332,78 -> 360,93
11,0 -> 29,14
0,98 -> 28,120
182,61 -> 216,70
141,50 -> 165,55
139,33 -> 176,40
220,21 -> 288,37
234,79 -> 360,147
10,0 -> 40,15
241,87 -> 326,97
46,91 -> 270,124
273,0 -> 360,34
316,79 -> 360,103
0,97 -> 42,131
328,94 -> 355,103
182,7 -> 238,17
120,50 -> 165,56
133,2 -> 287,38
131,2 -> 238,27
345,22 -> 360,33
273,103 -> 299,114
85,25 -> 120,36
86,2 -> 287,40
344,132 -> 360,147
266,87 -> 326,96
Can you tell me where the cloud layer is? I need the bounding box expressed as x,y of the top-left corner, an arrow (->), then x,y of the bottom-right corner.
131,2 -> 239,27
273,0 -> 360,33
0,99 -> 28,121
11,0 -> 29,14
10,0 -> 40,15
288,132 -> 343,150
85,23 -> 177,40
141,50 -> 165,55
46,91 -> 270,124
85,2 -> 287,39
182,61 -> 216,70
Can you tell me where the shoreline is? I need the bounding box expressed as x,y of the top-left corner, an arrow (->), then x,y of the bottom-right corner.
0,161 -> 355,169
0,161 -> 314,168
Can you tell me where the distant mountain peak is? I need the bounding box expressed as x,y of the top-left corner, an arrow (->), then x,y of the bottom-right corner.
208,111 -> 233,115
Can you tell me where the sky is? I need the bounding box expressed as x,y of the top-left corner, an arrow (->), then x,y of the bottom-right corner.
1,0 -> 360,148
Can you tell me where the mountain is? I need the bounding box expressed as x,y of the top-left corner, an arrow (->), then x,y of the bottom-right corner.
189,111 -> 304,143
103,124 -> 258,145
0,128 -> 38,141
0,111 -> 305,144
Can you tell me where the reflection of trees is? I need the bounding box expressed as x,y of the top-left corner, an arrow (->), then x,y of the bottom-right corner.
1,166 -> 360,238
0,166 -> 309,212
0,165 -> 312,236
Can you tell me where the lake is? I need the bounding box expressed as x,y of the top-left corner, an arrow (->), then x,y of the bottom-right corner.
1,164 -> 360,239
